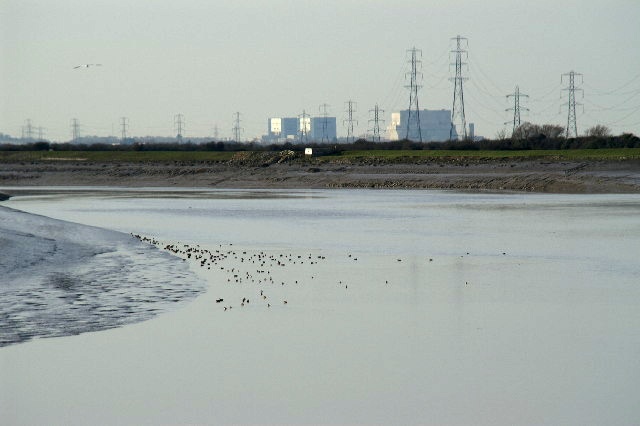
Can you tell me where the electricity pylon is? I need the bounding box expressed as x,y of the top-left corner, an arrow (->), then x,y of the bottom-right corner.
71,118 -> 80,141
344,100 -> 357,143
368,104 -> 385,142
319,103 -> 330,142
232,112 -> 243,142
174,114 -> 184,143
562,71 -> 583,138
450,35 -> 468,140
506,85 -> 529,135
23,119 -> 34,140
120,117 -> 129,141
298,110 -> 310,143
405,47 -> 422,142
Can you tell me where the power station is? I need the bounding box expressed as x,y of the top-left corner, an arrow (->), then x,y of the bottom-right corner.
265,115 -> 337,143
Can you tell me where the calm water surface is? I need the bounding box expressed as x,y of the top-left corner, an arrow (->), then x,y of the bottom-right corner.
2,188 -> 640,425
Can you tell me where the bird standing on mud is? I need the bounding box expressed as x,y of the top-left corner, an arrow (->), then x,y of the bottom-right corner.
73,64 -> 102,69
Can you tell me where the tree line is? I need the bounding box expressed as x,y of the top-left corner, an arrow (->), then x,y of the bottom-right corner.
1,125 -> 638,153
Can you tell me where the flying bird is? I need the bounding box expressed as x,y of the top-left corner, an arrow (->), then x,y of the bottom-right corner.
73,64 -> 102,69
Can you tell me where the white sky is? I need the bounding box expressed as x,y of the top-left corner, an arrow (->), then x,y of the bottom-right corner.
1,0 -> 639,141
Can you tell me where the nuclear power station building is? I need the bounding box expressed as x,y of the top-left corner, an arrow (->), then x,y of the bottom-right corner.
265,116 -> 337,143
264,108 -> 474,143
392,109 -> 462,142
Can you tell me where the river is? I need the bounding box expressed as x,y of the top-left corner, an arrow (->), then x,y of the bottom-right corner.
1,187 -> 639,425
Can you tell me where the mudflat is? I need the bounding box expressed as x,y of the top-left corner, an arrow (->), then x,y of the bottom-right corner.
2,152 -> 640,193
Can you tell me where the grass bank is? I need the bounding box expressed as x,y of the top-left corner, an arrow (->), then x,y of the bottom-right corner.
325,148 -> 640,161
1,148 -> 640,163
0,151 -> 236,163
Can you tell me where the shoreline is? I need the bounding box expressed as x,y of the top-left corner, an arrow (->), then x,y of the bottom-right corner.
0,205 -> 204,347
1,156 -> 640,194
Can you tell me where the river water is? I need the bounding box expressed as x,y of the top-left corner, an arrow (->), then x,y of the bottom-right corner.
1,187 -> 639,425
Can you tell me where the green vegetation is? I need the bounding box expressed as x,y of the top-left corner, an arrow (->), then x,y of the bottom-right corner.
0,150 -> 235,163
1,148 -> 639,163
1,132 -> 639,163
325,148 -> 640,161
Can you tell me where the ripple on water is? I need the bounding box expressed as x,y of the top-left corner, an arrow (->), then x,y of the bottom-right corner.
0,207 -> 205,347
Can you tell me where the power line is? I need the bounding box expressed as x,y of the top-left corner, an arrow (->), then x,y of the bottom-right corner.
584,90 -> 640,110
466,50 -> 506,95
465,86 -> 507,115
528,100 -> 562,120
583,72 -> 640,96
603,104 -> 640,125
450,35 -> 468,140
424,74 -> 450,91
381,58 -> 408,114
422,46 -> 451,69
529,82 -> 563,103
465,104 -> 496,126
469,78 -> 507,110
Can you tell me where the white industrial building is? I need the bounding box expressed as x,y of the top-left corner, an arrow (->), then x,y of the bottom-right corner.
391,109 -> 462,142
265,116 -> 337,143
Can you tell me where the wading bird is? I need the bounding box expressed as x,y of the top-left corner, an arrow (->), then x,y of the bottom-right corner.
73,64 -> 102,69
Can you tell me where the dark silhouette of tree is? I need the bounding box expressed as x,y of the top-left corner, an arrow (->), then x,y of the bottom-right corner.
585,124 -> 611,138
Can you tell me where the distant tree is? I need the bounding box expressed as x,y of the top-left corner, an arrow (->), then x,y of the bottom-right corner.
540,124 -> 564,139
495,128 -> 508,140
33,141 -> 50,151
511,122 -> 539,140
585,124 -> 611,138
512,122 -> 564,140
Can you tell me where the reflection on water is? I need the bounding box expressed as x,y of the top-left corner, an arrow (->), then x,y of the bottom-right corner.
5,188 -> 639,305
2,188 -> 640,424
0,206 -> 205,347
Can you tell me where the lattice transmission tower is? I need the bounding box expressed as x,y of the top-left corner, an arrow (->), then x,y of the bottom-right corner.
298,110 -> 310,143
174,114 -> 184,143
319,103 -> 330,142
344,100 -> 357,143
405,47 -> 422,142
368,104 -> 385,142
22,119 -> 34,140
506,86 -> 529,135
120,117 -> 129,141
71,118 -> 80,142
449,35 -> 468,140
561,71 -> 583,138
232,112 -> 243,142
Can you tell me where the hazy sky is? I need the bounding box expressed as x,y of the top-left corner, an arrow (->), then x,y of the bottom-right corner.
2,0 -> 639,141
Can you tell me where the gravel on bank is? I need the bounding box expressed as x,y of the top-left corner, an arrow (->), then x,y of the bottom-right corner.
1,155 -> 640,194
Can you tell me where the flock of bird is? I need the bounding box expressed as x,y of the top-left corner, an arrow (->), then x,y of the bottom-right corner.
132,234 -> 338,312
131,234 -> 508,312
